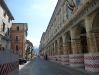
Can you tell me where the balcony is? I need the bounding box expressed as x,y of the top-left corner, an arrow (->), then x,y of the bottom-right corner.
0,31 -> 10,40
0,31 -> 5,36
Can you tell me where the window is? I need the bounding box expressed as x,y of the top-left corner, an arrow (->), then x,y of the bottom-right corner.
3,11 -> 6,17
16,36 -> 19,41
8,17 -> 10,22
2,22 -> 5,32
66,8 -> 70,18
16,45 -> 18,51
76,0 -> 81,5
8,28 -> 10,35
16,26 -> 19,31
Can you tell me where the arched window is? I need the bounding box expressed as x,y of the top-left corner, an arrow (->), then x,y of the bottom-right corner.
16,26 -> 19,31
3,22 -> 5,32
16,36 -> 19,41
16,45 -> 18,51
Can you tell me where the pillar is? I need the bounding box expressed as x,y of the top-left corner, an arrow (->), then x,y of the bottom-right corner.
57,39 -> 60,55
62,34 -> 66,54
70,28 -> 84,67
84,17 -> 99,72
70,28 -> 76,54
53,42 -> 55,55
85,17 -> 98,52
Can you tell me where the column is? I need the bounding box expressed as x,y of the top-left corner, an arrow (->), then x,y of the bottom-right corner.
84,17 -> 99,72
53,42 -> 55,55
61,34 -> 69,64
57,39 -> 61,63
70,28 -> 77,54
70,28 -> 84,67
57,39 -> 60,55
85,17 -> 97,52
62,34 -> 66,54
70,28 -> 82,54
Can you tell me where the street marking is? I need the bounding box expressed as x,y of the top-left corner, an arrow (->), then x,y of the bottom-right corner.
50,63 -> 76,75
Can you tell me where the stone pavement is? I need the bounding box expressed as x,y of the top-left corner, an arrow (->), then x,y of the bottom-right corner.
19,57 -> 99,75
51,62 -> 99,75
19,61 -> 30,70
19,60 -> 33,75
63,64 -> 99,75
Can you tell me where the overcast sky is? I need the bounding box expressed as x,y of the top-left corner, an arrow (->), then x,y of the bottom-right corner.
5,0 -> 58,47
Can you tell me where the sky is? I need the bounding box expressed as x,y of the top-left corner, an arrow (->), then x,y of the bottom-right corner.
5,0 -> 58,48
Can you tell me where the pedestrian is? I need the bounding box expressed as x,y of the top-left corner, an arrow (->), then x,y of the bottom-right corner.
45,55 -> 48,60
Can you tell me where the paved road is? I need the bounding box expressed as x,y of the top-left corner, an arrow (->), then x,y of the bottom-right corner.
29,57 -> 89,75
19,57 -> 99,75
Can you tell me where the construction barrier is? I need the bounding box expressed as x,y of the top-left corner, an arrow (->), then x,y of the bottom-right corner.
50,56 -> 53,61
53,56 -> 56,62
0,47 -> 19,75
69,54 -> 84,67
50,56 -> 56,62
55,55 -> 61,63
84,53 -> 99,72
61,55 -> 69,64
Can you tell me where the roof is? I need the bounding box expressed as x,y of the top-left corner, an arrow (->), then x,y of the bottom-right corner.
0,0 -> 14,20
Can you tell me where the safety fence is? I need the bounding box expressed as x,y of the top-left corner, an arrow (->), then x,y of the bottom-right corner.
0,47 -> 19,75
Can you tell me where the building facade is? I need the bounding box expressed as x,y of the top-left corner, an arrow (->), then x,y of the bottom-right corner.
0,0 -> 14,49
25,40 -> 34,60
10,23 -> 28,58
39,0 -> 99,72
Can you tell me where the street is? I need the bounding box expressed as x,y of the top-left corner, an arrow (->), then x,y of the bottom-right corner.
19,57 -> 93,75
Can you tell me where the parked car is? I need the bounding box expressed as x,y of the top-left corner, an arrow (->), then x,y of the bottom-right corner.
19,58 -> 27,65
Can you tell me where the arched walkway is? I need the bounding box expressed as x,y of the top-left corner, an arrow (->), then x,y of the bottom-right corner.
80,28 -> 88,53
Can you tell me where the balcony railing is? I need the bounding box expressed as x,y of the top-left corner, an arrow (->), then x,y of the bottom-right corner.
0,31 -> 10,40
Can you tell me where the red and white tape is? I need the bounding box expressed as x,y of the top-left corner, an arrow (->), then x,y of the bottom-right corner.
0,61 -> 19,75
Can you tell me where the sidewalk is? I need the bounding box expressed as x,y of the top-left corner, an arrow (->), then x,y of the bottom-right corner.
19,58 -> 34,75
50,61 -> 99,75
19,61 -> 30,70
63,64 -> 99,75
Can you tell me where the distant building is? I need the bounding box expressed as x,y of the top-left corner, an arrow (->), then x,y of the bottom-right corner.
39,32 -> 45,56
0,0 -> 14,49
25,40 -> 34,60
10,23 -> 28,58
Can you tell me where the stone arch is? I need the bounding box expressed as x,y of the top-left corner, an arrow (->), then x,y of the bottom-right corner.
74,25 -> 86,38
92,11 -> 99,32
91,11 -> 99,52
74,25 -> 88,53
80,28 -> 88,53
